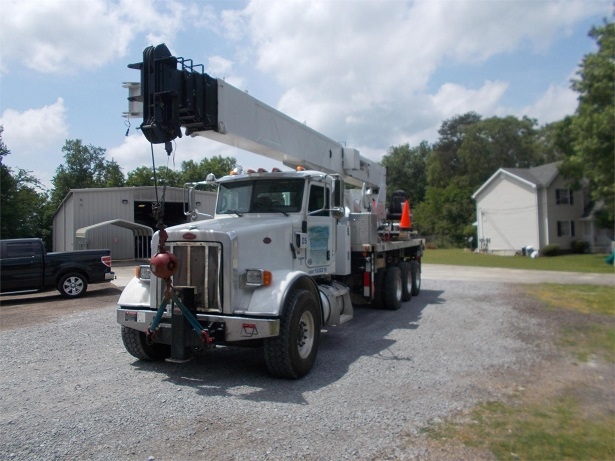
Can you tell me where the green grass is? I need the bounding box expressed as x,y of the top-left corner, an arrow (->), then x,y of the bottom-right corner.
424,397 -> 614,461
526,284 -> 615,316
526,284 -> 615,363
423,248 -> 615,274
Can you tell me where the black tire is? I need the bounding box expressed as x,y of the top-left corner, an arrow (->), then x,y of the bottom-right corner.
410,260 -> 421,296
399,261 -> 412,302
383,266 -> 402,310
121,326 -> 171,361
58,272 -> 88,298
264,289 -> 321,379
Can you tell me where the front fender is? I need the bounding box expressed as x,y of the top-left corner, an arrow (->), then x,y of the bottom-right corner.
117,277 -> 150,308
244,270 -> 317,316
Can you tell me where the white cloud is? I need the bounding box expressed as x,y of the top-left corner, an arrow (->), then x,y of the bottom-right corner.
1,98 -> 68,156
0,98 -> 69,188
207,56 -> 245,89
0,0 -> 188,75
431,81 -> 510,120
236,0 -> 606,153
518,83 -> 579,123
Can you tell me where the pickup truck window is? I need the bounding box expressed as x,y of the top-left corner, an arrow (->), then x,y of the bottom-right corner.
6,242 -> 37,258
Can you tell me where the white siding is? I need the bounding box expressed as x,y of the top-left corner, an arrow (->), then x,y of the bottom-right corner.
475,174 -> 538,255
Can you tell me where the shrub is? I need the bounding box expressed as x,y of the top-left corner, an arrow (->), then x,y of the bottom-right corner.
541,244 -> 561,257
570,240 -> 590,254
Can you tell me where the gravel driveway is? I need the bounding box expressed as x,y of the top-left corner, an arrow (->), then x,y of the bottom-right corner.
0,264 -> 605,460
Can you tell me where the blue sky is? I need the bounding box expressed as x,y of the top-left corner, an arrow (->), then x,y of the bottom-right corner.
0,0 -> 611,189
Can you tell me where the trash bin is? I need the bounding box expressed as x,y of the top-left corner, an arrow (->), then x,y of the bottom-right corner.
522,247 -> 526,256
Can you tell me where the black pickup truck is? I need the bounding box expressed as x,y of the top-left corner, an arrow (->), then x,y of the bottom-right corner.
0,238 -> 115,298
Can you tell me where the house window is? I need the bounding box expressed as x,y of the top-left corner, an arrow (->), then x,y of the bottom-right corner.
557,221 -> 576,237
556,188 -> 574,205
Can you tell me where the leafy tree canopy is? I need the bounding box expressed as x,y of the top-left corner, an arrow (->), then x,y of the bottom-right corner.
0,126 -> 51,242
125,155 -> 237,188
180,155 -> 237,184
50,139 -> 125,208
381,141 -> 430,205
560,20 -> 614,225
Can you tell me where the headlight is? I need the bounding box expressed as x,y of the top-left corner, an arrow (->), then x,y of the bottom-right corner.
136,265 -> 151,281
245,269 -> 272,287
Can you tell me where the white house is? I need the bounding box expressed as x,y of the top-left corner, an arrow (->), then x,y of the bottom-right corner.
472,162 -> 611,255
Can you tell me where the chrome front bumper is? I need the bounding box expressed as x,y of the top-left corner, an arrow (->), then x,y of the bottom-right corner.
117,308 -> 280,341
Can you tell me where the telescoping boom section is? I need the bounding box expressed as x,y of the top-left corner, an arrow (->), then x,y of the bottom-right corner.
128,43 -> 384,191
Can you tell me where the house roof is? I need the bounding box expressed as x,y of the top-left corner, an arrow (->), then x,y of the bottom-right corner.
501,162 -> 560,187
472,162 -> 561,199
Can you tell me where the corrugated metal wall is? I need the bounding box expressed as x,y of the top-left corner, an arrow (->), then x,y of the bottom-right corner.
53,187 -> 216,260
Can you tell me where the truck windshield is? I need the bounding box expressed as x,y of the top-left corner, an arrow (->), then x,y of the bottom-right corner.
216,178 -> 305,214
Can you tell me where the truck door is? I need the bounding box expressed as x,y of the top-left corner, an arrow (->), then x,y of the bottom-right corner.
305,183 -> 334,272
1,240 -> 44,292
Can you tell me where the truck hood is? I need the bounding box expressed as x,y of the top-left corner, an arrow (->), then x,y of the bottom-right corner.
163,216 -> 296,270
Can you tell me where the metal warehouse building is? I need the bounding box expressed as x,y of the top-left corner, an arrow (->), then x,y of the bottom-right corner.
53,187 -> 216,260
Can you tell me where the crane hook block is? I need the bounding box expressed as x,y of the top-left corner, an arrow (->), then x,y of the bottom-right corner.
150,251 -> 179,279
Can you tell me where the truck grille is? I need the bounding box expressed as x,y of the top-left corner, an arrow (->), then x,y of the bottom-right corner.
169,242 -> 222,312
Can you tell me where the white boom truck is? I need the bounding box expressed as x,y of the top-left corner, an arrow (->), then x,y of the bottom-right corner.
117,44 -> 424,378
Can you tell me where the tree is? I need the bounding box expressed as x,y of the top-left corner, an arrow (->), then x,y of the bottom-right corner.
126,166 -> 173,187
381,142 -> 430,205
427,112 -> 482,188
50,139 -> 125,207
179,155 -> 237,184
417,113 -> 546,246
535,119 -> 571,164
458,115 -> 539,187
560,21 -> 614,225
0,126 -> 51,243
125,155 -> 237,189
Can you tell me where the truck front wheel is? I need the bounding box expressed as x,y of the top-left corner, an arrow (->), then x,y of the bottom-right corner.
121,326 -> 171,361
58,272 -> 88,298
264,289 -> 321,379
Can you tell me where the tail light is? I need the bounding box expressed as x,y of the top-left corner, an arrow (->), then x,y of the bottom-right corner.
101,256 -> 112,267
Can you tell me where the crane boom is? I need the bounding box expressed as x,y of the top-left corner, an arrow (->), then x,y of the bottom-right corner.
127,44 -> 385,189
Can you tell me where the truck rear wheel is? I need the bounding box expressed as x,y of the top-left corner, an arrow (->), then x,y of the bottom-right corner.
121,326 -> 171,361
399,261 -> 412,302
264,289 -> 321,379
410,260 -> 421,296
383,266 -> 402,310
58,272 -> 88,298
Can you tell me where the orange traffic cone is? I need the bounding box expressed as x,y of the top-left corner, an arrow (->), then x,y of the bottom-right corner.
399,200 -> 411,230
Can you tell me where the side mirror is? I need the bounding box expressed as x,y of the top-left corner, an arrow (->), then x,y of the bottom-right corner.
331,175 -> 345,218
